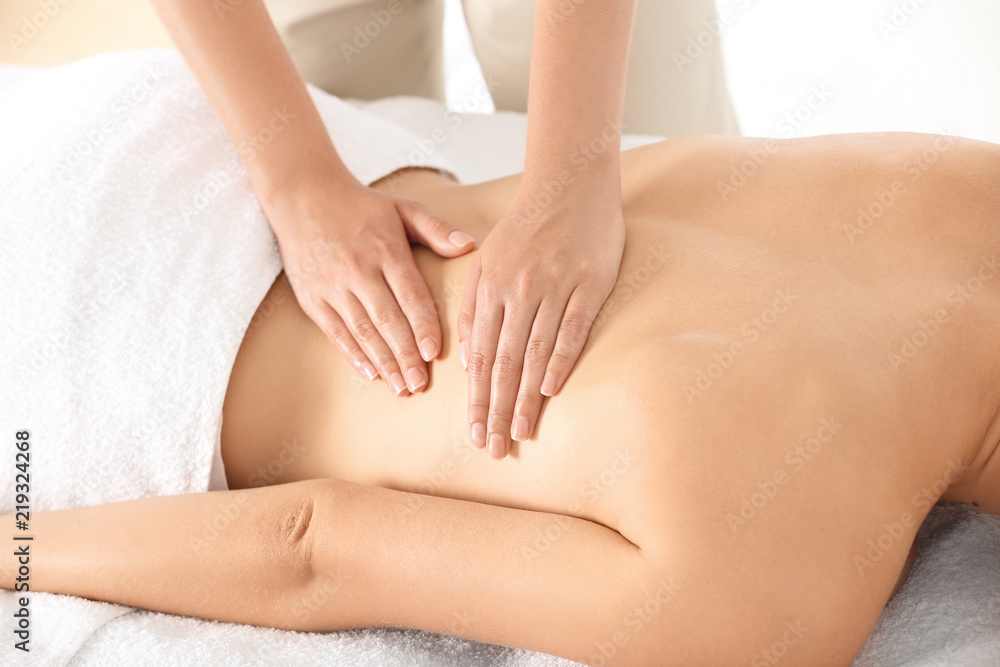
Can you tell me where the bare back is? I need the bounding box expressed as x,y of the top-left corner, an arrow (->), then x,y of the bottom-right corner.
220,133 -> 1000,664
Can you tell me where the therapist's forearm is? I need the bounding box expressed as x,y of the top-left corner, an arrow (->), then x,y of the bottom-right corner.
148,0 -> 360,215
523,0 -> 636,191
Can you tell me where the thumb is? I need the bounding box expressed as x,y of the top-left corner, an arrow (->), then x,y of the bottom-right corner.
397,199 -> 476,257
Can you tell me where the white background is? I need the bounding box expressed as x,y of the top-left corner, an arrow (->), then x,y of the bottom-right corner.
442,0 -> 1000,143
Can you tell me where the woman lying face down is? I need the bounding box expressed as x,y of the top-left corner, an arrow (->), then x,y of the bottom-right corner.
5,131 -> 1000,666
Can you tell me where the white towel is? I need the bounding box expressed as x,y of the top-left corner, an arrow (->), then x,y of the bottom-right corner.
853,503 -> 1000,666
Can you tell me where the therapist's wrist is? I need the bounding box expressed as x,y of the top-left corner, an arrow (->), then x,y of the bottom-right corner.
518,156 -> 621,208
522,113 -> 624,181
255,156 -> 362,229
509,169 -> 623,233
523,143 -> 620,186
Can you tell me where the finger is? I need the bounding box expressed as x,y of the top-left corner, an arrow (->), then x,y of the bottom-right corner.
338,293 -> 409,396
382,251 -> 442,365
354,273 -> 429,394
467,289 -> 503,451
511,299 -> 565,442
397,199 -> 475,257
456,257 -> 482,373
541,286 -> 604,397
306,299 -> 379,382
487,298 -> 539,459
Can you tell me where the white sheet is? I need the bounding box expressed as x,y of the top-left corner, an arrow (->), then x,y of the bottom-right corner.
0,52 -> 997,667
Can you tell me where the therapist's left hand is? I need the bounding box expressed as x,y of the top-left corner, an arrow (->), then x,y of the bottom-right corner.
458,179 -> 625,459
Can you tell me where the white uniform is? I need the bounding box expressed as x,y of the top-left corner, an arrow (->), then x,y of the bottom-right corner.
262,0 -> 740,136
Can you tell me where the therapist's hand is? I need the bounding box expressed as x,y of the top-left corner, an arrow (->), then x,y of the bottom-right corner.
458,179 -> 625,459
269,178 -> 476,396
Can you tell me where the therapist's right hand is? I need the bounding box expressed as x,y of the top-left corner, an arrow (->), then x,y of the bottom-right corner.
267,178 -> 476,396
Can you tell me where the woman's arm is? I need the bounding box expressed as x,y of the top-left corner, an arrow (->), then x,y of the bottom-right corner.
458,0 -> 637,459
148,0 -> 475,396
4,483 -> 314,629
3,477 -> 665,664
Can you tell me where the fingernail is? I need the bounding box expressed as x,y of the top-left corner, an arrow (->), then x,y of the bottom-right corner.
512,416 -> 529,442
471,422 -> 486,448
449,230 -> 475,247
405,367 -> 426,392
361,361 -> 378,381
459,341 -> 468,371
488,433 -> 506,459
540,372 -> 558,396
418,337 -> 437,362
389,372 -> 407,395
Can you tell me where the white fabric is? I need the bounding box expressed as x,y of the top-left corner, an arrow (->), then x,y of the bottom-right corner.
0,63 -> 35,97
348,95 -> 666,185
853,503 -> 1000,666
0,48 -> 998,667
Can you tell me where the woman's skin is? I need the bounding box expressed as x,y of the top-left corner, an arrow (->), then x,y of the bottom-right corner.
149,0 -> 477,395
458,0 -> 634,457
150,0 -> 639,450
4,133 -> 1000,666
